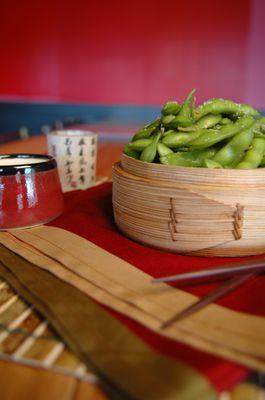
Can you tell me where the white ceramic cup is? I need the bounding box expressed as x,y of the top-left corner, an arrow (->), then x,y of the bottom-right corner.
47,130 -> 97,192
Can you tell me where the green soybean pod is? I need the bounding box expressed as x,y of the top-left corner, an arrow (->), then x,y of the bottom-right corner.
194,99 -> 259,121
195,114 -> 222,129
220,118 -> 233,125
212,128 -> 254,167
172,88 -> 196,127
259,153 -> 265,167
132,128 -> 154,141
166,115 -> 194,128
140,133 -> 161,163
161,115 -> 176,126
254,130 -> 265,139
188,115 -> 255,149
194,99 -> 237,120
162,129 -> 176,137
226,152 -> 245,169
236,138 -> 265,169
160,148 -> 217,167
254,117 -> 265,135
162,129 -> 207,148
178,114 -> 222,131
157,142 -> 173,157
161,101 -> 181,116
258,116 -> 265,124
203,159 -> 223,169
128,138 -> 152,151
132,118 -> 160,141
123,145 -> 140,159
236,103 -> 260,117
178,126 -> 198,132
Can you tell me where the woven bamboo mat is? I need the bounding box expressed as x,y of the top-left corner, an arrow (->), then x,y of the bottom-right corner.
0,276 -> 97,384
0,277 -> 264,400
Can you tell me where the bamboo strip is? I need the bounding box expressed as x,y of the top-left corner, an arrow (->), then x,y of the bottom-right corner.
12,321 -> 48,358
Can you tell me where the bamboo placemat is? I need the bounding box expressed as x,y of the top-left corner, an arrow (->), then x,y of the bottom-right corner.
0,273 -> 97,382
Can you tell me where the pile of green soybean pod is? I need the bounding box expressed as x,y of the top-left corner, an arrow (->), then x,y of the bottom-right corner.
124,89 -> 265,168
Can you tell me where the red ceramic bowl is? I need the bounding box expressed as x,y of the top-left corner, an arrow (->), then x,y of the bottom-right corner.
0,154 -> 64,230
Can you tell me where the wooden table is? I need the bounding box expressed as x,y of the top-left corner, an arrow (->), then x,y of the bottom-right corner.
0,135 -> 263,400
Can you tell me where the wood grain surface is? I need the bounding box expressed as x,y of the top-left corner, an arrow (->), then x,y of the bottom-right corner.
0,360 -> 107,400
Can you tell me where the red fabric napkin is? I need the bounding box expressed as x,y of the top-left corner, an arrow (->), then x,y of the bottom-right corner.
49,182 -> 265,392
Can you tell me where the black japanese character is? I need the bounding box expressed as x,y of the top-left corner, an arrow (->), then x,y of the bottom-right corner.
78,138 -> 85,146
79,175 -> 85,184
65,138 -> 72,146
65,160 -> 74,166
66,146 -> 72,156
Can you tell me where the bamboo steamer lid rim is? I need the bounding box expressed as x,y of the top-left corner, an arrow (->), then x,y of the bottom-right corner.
121,154 -> 265,186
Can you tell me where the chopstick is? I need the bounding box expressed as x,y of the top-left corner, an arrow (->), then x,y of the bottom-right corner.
152,258 -> 265,285
160,273 -> 254,329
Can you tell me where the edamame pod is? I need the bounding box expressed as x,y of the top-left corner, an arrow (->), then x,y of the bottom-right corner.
140,133 -> 161,163
196,114 -> 222,129
212,128 -> 254,167
164,116 -> 194,128
226,152 -> 245,169
259,153 -> 265,167
162,129 -> 207,148
157,142 -> 173,157
203,159 -> 222,169
220,118 -> 233,125
253,130 -> 265,139
161,129 -> 176,136
132,118 -> 160,141
123,145 -> 139,159
172,89 -> 196,127
194,99 -> 259,121
258,117 -> 265,124
236,104 -> 260,117
161,115 -> 176,125
236,138 -> 265,169
160,148 -> 217,167
188,116 -> 255,149
161,101 -> 181,116
128,138 -> 152,151
178,114 -> 222,131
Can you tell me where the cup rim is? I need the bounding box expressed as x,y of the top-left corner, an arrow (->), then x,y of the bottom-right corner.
0,154 -> 57,176
47,129 -> 97,138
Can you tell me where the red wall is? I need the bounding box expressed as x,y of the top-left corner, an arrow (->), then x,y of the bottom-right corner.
0,0 -> 264,107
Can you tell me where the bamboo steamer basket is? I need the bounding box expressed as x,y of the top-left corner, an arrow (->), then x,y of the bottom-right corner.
112,154 -> 265,257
